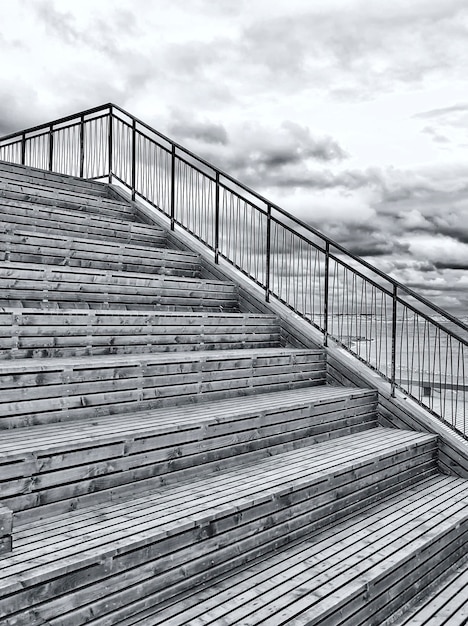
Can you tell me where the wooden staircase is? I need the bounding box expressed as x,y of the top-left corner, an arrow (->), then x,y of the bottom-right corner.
0,160 -> 467,625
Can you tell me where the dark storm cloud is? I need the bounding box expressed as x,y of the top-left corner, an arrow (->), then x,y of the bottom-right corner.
308,220 -> 411,259
435,261 -> 468,270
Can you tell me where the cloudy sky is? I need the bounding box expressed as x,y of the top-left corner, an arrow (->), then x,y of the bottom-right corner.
1,0 -> 468,315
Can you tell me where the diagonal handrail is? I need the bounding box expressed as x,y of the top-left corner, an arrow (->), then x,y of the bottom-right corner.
1,103 -> 467,439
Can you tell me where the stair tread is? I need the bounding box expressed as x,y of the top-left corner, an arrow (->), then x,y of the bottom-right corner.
0,160 -> 111,191
0,184 -> 132,210
0,428 -> 436,588
391,556 -> 468,625
0,177 -> 112,201
0,386 -> 374,454
0,230 -> 199,274
0,260 -> 231,284
0,229 -> 197,260
0,199 -> 162,231
0,346 -> 322,374
122,474 -> 468,626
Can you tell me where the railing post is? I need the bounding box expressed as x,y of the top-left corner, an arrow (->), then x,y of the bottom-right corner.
21,133 -> 26,166
324,242 -> 330,346
265,205 -> 271,302
108,106 -> 113,183
214,172 -> 220,263
391,284 -> 397,397
48,125 -> 54,172
170,144 -> 176,230
79,114 -> 85,178
131,119 -> 136,201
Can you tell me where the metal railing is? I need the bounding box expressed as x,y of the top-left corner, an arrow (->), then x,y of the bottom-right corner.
1,103 -> 467,438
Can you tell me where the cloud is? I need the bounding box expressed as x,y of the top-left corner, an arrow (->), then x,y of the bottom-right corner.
0,89 -> 44,136
237,0 -> 468,98
169,115 -> 229,146
414,102 -> 468,119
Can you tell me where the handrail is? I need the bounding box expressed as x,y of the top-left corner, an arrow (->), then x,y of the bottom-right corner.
110,104 -> 468,335
1,103 -> 467,439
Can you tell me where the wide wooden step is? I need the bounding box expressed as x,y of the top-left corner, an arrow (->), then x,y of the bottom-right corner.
0,186 -> 134,219
0,169 -> 112,200
0,310 -> 281,359
0,160 -> 110,196
0,386 -> 377,524
0,348 -> 326,429
0,429 -> 438,625
0,202 -> 166,247
115,474 -> 467,626
389,556 -> 468,625
0,230 -> 201,276
0,262 -> 238,311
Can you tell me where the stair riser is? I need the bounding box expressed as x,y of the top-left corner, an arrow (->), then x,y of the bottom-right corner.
0,176 -> 111,200
0,444 -> 437,624
0,191 -> 134,220
321,515 -> 468,626
64,468 -> 440,626
0,506 -> 12,556
0,233 -> 201,277
381,546 -> 468,626
5,397 -> 378,522
0,162 -> 110,195
0,206 -> 166,247
0,311 -> 281,359
0,268 -> 238,314
0,353 -> 325,428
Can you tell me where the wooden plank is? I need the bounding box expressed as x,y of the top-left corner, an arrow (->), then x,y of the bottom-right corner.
0,177 -> 111,202
0,230 -> 201,276
0,389 -> 377,518
0,181 -> 133,211
0,262 -> 239,311
33,471 -> 443,626
122,477 -> 467,626
0,444 -> 450,624
0,191 -> 134,220
0,349 -> 326,427
0,160 -> 110,192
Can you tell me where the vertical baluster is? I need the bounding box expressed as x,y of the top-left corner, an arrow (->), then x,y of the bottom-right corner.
131,119 -> 136,201
79,114 -> 85,178
391,284 -> 397,397
48,126 -> 54,172
324,242 -> 330,346
108,106 -> 113,183
170,144 -> 176,230
21,133 -> 26,165
265,205 -> 271,302
214,172 -> 220,263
